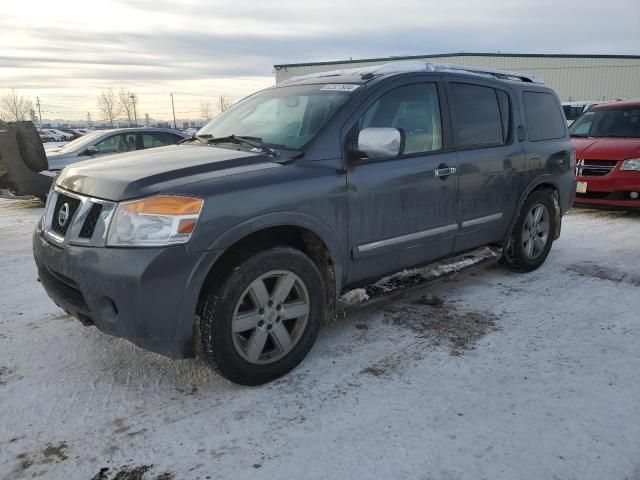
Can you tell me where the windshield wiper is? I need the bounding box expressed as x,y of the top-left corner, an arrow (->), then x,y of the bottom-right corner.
206,135 -> 277,157
178,134 -> 211,145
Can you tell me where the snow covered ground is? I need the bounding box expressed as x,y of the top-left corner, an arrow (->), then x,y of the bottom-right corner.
1,199 -> 639,480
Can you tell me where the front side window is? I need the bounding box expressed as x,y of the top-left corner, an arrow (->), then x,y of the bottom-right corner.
358,83 -> 442,155
450,83 -> 505,148
94,133 -> 137,154
198,84 -> 354,150
523,91 -> 566,141
569,106 -> 640,138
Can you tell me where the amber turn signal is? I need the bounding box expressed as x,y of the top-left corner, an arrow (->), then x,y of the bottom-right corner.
122,195 -> 203,215
177,218 -> 197,234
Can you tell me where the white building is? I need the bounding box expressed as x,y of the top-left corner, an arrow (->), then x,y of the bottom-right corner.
274,53 -> 640,101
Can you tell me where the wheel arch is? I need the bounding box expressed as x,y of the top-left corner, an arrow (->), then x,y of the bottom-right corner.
504,176 -> 562,248
196,213 -> 343,327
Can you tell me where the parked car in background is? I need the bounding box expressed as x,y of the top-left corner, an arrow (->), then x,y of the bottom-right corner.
570,100 -> 640,208
39,130 -> 66,142
34,62 -> 575,385
42,128 -> 74,141
59,129 -> 84,140
562,101 -> 602,126
45,127 -> 189,170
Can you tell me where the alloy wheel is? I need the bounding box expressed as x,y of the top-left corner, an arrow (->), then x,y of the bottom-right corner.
521,204 -> 550,259
231,270 -> 310,365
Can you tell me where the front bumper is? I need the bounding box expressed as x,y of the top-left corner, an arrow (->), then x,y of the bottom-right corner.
33,226 -> 222,358
575,170 -> 640,209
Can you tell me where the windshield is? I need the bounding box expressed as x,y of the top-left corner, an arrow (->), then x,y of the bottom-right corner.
55,131 -> 104,153
197,84 -> 355,150
569,106 -> 640,138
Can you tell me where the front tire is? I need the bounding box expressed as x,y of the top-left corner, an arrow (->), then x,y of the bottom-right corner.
502,189 -> 557,272
199,247 -> 324,385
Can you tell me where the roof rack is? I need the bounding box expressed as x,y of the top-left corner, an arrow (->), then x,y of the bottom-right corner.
282,61 -> 543,85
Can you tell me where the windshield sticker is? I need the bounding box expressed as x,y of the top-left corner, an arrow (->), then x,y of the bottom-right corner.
321,84 -> 360,92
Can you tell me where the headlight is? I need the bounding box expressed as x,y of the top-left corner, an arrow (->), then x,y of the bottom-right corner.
621,158 -> 640,171
107,195 -> 203,247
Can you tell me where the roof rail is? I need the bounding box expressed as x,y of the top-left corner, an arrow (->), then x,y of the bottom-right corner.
282,61 -> 543,85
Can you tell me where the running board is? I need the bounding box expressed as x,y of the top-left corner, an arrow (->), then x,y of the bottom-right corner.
339,246 -> 502,308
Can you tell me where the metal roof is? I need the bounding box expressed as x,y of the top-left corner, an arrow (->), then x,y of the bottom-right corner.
274,52 -> 640,69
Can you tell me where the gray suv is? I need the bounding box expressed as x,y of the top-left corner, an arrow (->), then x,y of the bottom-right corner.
33,62 -> 575,385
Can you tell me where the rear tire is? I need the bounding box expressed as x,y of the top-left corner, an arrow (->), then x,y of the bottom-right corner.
501,189 -> 556,272
199,247 -> 324,385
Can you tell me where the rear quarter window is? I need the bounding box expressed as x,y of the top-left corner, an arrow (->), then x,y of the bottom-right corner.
523,91 -> 566,141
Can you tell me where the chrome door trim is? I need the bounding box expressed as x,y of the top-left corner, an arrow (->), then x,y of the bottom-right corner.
355,223 -> 458,255
461,212 -> 503,228
434,167 -> 457,177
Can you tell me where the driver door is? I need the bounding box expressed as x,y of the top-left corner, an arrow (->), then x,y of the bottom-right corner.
345,79 -> 459,284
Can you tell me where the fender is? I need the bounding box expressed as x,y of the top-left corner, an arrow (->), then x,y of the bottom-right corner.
204,210 -> 345,294
503,174 -> 563,248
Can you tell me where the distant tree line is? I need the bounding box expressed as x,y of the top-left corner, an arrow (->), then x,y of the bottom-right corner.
0,88 -> 235,128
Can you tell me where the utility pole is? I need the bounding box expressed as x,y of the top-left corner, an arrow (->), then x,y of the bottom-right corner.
170,93 -> 177,129
130,93 -> 138,127
86,112 -> 94,129
36,97 -> 43,127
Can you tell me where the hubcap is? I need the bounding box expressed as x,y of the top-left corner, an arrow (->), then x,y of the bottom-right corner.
521,204 -> 550,259
231,270 -> 310,365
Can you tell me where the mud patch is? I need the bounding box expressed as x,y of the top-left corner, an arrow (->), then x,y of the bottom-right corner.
0,366 -> 16,386
91,465 -> 173,480
360,301 -> 499,378
567,263 -> 640,287
43,441 -> 68,463
0,198 -> 43,209
384,301 -> 499,355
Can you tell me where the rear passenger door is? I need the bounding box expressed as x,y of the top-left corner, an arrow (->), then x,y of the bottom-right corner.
445,80 -> 525,251
345,79 -> 459,283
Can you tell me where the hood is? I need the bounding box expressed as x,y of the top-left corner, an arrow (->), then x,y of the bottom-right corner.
572,137 -> 640,160
56,144 -> 280,201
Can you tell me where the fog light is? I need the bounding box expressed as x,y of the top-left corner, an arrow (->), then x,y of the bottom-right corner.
630,191 -> 639,199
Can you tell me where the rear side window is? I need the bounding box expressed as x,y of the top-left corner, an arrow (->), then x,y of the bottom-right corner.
143,132 -> 182,148
523,92 -> 566,141
450,83 -> 506,148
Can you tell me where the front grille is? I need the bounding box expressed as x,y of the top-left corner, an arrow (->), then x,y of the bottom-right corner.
577,159 -> 617,177
43,187 -> 116,246
51,194 -> 81,235
79,203 -> 104,238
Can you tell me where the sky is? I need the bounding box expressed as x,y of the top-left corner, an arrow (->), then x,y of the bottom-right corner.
1,0 -> 639,122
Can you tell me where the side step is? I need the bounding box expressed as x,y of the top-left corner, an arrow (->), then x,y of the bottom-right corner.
339,246 -> 502,308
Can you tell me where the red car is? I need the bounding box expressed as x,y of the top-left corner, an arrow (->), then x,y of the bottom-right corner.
570,100 -> 640,208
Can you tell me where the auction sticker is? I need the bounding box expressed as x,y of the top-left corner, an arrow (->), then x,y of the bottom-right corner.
320,84 -> 360,91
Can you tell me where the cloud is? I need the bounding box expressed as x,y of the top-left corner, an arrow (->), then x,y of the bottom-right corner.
1,0 -> 638,119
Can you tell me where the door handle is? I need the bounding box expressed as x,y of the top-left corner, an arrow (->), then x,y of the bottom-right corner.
434,167 -> 457,178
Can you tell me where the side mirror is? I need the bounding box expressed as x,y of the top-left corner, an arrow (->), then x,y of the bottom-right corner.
84,145 -> 99,155
357,127 -> 404,159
